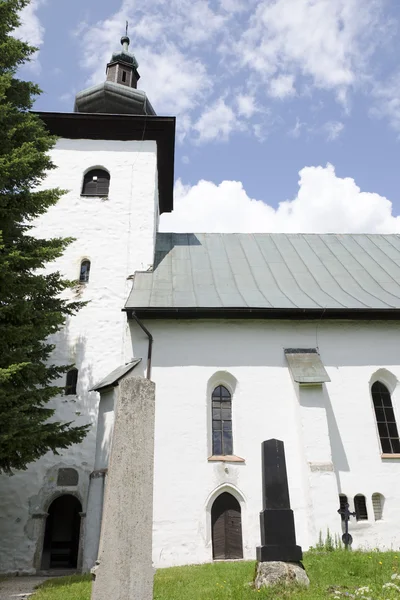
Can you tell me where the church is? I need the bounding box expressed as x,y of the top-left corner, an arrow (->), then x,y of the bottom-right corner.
2,34 -> 400,575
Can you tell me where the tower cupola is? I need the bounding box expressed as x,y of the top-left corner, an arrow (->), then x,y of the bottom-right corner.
74,28 -> 155,116
106,35 -> 140,89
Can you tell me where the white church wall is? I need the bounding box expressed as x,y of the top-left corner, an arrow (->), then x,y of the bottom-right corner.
126,318 -> 400,567
0,138 -> 158,574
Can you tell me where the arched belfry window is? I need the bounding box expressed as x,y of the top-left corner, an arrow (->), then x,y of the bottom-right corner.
81,169 -> 110,197
65,368 -> 78,396
212,385 -> 232,456
371,381 -> 400,454
80,260 -> 91,283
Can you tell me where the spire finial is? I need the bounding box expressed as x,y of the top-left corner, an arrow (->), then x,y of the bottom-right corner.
121,21 -> 130,52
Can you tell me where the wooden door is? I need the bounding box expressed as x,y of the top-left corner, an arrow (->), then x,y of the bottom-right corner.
212,492 -> 243,560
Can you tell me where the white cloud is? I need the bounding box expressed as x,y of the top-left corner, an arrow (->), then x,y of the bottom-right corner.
74,0 -> 392,142
233,0 -> 384,98
14,0 -> 46,72
193,98 -> 241,143
160,164 -> 400,233
371,73 -> 400,133
236,94 -> 257,118
268,74 -> 296,99
324,121 -> 345,141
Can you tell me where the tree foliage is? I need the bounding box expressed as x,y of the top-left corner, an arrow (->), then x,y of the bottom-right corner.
0,0 -> 89,474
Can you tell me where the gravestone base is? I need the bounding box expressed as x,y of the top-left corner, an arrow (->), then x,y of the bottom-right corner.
254,561 -> 310,589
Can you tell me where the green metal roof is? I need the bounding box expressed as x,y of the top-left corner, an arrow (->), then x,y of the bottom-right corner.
125,233 -> 400,313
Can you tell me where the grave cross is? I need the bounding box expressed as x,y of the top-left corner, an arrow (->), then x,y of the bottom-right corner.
337,502 -> 356,549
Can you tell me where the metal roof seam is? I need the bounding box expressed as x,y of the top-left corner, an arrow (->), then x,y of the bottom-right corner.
287,234 -> 346,308
332,234 -> 396,308
300,234 -> 359,308
203,233 -> 226,307
313,235 -> 375,309
252,234 -> 296,308
344,235 -> 400,305
237,234 -> 272,307
269,233 -> 323,308
363,235 -> 400,285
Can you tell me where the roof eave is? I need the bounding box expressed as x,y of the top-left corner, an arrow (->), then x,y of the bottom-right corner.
123,306 -> 400,320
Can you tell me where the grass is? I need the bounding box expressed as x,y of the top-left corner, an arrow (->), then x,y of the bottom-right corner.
32,550 -> 400,600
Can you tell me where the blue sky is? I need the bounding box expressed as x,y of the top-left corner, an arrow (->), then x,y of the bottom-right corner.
16,0 -> 400,233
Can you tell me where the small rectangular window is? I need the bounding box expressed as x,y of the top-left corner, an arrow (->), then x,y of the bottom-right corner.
122,71 -> 127,82
354,495 -> 368,521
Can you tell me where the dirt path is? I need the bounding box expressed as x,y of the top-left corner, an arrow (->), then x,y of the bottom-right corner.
0,577 -> 48,600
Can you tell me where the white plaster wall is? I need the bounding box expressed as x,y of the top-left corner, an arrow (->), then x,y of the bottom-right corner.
0,138 -> 158,574
126,319 -> 400,567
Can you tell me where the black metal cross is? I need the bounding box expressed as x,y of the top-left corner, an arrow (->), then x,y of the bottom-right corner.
337,502 -> 356,549
126,21 -> 129,37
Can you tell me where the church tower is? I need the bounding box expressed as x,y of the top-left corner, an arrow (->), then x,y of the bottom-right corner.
0,34 -> 175,575
74,34 -> 156,115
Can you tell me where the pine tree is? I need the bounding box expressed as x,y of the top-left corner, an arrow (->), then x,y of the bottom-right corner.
0,0 -> 89,474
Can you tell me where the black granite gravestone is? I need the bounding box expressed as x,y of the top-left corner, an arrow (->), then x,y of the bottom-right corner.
257,439 -> 303,562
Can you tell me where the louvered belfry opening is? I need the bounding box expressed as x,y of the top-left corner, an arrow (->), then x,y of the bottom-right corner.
371,381 -> 400,454
65,368 -> 78,395
81,169 -> 110,196
211,492 -> 243,560
354,494 -> 368,521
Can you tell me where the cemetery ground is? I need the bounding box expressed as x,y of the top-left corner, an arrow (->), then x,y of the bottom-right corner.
32,549 -> 400,600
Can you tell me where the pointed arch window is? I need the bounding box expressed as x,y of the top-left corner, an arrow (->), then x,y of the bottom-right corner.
371,381 -> 400,454
65,368 -> 78,396
81,169 -> 110,197
212,385 -> 232,456
80,260 -> 91,283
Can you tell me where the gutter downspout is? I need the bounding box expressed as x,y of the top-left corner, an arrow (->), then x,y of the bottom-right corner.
131,312 -> 153,380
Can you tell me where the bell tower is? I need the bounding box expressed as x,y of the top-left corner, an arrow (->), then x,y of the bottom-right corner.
74,28 -> 155,115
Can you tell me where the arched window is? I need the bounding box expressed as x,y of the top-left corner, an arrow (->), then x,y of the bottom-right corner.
212,385 -> 232,456
372,493 -> 384,521
338,494 -> 348,521
354,494 -> 368,521
65,368 -> 78,396
79,260 -> 91,283
371,381 -> 400,454
81,169 -> 110,197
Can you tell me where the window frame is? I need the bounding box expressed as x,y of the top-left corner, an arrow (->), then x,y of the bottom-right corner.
371,381 -> 400,455
211,385 -> 233,457
79,259 -> 91,284
372,493 -> 384,521
81,168 -> 110,197
65,368 -> 78,396
354,494 -> 368,521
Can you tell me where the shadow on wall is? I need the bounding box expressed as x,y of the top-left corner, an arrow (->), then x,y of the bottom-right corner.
130,320 -> 400,370
296,384 -> 350,474
50,317 -> 98,427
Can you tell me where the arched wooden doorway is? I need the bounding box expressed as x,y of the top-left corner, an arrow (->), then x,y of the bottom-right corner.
211,492 -> 243,560
41,495 -> 82,569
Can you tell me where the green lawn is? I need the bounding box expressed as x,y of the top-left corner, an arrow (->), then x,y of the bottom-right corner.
33,550 -> 400,600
